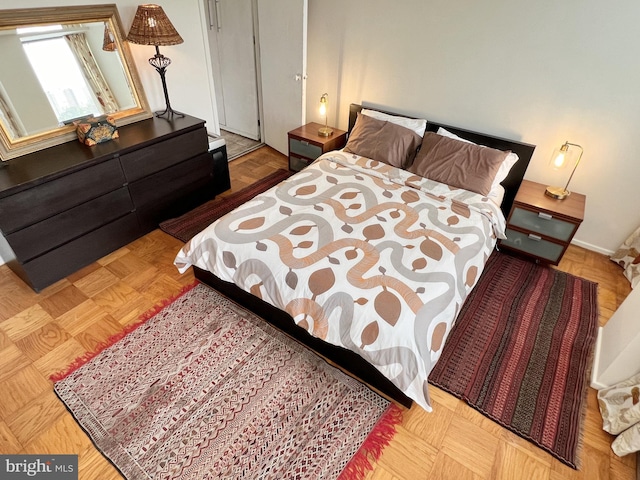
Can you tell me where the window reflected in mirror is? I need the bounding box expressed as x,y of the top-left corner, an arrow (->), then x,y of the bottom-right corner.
0,5 -> 151,160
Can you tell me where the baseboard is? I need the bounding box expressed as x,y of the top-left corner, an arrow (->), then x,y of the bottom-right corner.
590,326 -> 606,390
572,238 -> 614,256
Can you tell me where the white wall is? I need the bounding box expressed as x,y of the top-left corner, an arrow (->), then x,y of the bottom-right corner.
305,0 -> 640,254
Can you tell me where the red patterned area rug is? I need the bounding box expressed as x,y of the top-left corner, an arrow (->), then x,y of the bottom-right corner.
428,252 -> 598,469
53,284 -> 402,479
160,168 -> 293,243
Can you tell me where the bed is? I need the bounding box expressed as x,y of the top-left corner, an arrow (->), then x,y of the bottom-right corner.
175,104 -> 535,411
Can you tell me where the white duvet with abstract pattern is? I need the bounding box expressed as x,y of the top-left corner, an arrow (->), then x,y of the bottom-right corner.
175,151 -> 506,411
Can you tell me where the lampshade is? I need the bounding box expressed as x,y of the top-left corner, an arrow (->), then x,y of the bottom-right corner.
126,4 -> 183,46
102,23 -> 116,51
545,141 -> 584,200
318,93 -> 333,137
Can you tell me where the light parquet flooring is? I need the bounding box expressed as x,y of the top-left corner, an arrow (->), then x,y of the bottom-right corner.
0,146 -> 635,479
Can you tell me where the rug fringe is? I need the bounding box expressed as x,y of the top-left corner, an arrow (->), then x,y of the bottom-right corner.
49,281 -> 199,383
338,403 -> 404,480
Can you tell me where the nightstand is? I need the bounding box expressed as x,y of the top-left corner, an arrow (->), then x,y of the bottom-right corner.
498,179 -> 586,265
288,122 -> 348,171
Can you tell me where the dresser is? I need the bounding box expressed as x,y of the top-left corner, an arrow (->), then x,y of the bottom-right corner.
498,180 -> 585,265
0,115 -> 230,292
287,122 -> 348,171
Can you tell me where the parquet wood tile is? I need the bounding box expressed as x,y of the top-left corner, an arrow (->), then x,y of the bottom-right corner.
72,267 -> 121,298
5,391 -> 66,445
77,447 -> 122,480
0,420 -> 22,454
0,344 -> 31,383
54,300 -> 114,337
428,451 -> 482,480
441,415 -> 501,477
32,338 -> 88,379
492,441 -> 550,480
15,322 -> 73,363
375,424 -> 439,478
0,146 -> 635,479
38,285 -> 89,319
22,414 -> 93,457
0,304 -> 55,342
0,365 -> 50,420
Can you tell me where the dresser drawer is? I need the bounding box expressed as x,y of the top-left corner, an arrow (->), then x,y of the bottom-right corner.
6,187 -> 133,261
129,152 -> 213,207
120,128 -> 209,182
289,138 -> 322,160
502,228 -> 565,263
0,159 -> 124,234
20,213 -> 140,292
120,127 -> 208,182
509,207 -> 577,242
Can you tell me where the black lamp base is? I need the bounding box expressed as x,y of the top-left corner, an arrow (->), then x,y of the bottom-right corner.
154,108 -> 184,120
150,46 -> 183,121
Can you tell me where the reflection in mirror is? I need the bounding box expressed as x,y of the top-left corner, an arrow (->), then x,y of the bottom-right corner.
0,5 -> 151,160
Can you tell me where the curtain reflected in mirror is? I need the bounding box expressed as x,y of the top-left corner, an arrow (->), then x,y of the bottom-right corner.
0,5 -> 151,160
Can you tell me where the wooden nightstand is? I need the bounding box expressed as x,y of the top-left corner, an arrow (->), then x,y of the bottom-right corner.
498,179 -> 586,265
288,122 -> 348,172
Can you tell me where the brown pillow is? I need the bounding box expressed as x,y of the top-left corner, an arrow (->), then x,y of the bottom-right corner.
343,113 -> 421,168
408,132 -> 510,196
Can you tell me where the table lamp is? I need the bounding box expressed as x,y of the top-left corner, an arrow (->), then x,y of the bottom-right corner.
545,141 -> 584,200
127,4 -> 184,119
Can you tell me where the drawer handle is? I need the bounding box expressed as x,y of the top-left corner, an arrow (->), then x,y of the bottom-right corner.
538,212 -> 553,220
301,140 -> 310,146
528,233 -> 542,242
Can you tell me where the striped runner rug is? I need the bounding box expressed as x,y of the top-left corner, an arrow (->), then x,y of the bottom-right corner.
160,168 -> 293,242
428,251 -> 598,469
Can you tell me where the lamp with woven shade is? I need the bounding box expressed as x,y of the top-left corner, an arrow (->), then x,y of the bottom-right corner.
126,4 -> 184,119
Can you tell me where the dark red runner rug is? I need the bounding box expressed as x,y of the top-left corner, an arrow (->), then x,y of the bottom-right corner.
428,251 -> 598,469
160,168 -> 293,242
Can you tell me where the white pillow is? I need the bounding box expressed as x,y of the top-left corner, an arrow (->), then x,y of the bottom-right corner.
436,127 -> 519,199
361,108 -> 427,137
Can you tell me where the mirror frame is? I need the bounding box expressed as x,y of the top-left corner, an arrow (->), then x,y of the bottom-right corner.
0,4 -> 151,160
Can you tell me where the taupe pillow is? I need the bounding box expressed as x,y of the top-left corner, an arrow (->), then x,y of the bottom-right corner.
408,132 -> 510,196
344,113 -> 421,168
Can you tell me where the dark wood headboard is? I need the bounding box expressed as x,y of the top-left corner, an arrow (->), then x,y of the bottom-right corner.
348,103 -> 535,217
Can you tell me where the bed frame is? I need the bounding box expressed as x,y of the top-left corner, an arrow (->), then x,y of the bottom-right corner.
195,104 -> 536,408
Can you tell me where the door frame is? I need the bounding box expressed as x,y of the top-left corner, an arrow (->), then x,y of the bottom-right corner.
198,0 -> 264,142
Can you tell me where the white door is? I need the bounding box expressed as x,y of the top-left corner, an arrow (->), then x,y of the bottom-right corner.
257,0 -> 307,155
205,0 -> 260,140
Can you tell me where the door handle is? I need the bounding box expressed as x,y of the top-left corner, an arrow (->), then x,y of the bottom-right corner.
214,0 -> 222,31
207,0 -> 215,29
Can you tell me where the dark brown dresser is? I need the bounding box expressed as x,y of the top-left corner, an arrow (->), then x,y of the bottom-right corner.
0,114 -> 230,292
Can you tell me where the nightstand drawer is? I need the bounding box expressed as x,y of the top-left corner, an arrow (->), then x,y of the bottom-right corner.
509,207 -> 577,242
289,138 -> 322,160
289,154 -> 312,171
502,228 -> 565,263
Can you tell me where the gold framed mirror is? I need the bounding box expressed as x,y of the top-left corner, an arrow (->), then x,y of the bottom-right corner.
0,4 -> 151,160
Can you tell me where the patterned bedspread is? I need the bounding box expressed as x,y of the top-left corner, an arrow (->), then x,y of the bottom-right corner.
175,151 -> 506,411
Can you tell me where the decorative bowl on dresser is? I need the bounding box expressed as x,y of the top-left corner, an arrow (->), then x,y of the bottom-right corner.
498,179 -> 586,265
0,115 -> 230,292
